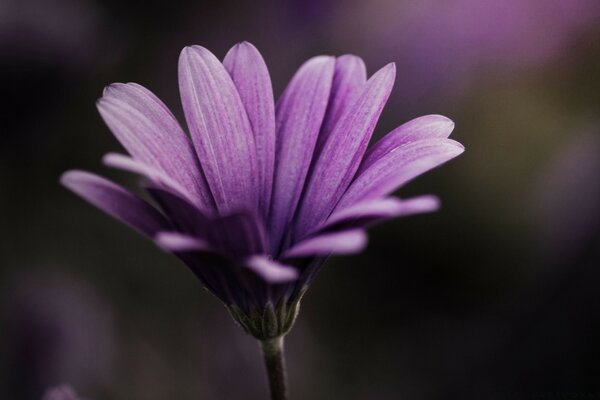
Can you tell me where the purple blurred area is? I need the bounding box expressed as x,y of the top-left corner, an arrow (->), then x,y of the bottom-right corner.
1,0 -> 599,399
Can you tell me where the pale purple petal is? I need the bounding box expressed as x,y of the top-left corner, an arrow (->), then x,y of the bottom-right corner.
295,63 -> 396,238
60,170 -> 169,237
337,139 -> 464,209
317,195 -> 440,232
223,42 -> 276,216
269,56 -> 335,251
179,45 -> 259,214
97,83 -> 213,210
102,153 -> 203,209
316,55 -> 367,150
245,255 -> 299,283
362,114 -> 455,169
283,229 -> 368,258
155,231 -> 213,252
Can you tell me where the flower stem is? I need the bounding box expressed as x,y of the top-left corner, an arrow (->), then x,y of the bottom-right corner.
260,336 -> 288,400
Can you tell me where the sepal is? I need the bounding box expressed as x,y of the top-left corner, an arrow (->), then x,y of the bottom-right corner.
227,293 -> 304,340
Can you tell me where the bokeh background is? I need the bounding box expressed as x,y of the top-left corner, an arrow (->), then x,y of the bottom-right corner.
2,0 -> 600,399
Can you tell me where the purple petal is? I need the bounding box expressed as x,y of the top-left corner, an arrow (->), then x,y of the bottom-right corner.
337,138 -> 464,209
362,114 -> 455,169
179,46 -> 259,214
295,63 -> 396,238
318,195 -> 440,232
317,55 -> 367,150
269,55 -> 335,251
97,83 -> 213,211
102,153 -> 203,208
155,231 -> 213,252
283,229 -> 368,258
210,212 -> 268,257
60,170 -> 169,237
223,42 -> 276,216
245,255 -> 298,283
144,186 -> 209,237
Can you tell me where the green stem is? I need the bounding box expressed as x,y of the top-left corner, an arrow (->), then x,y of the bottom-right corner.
260,336 -> 288,400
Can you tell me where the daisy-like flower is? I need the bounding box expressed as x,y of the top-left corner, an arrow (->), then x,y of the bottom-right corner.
61,42 -> 463,399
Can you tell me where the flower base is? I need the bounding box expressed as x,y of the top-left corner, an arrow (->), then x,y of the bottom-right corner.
227,297 -> 302,340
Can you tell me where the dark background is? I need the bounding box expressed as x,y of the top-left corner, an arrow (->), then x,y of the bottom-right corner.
1,0 -> 600,399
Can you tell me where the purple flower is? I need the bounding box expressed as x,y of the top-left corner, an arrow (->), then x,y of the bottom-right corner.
61,42 -> 463,339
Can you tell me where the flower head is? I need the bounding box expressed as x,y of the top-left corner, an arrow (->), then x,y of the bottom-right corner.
61,42 -> 463,339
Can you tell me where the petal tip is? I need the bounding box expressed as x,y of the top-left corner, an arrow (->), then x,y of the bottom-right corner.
384,62 -> 396,75
353,230 -> 369,251
179,45 -> 198,61
59,170 -> 78,188
59,170 -> 93,190
436,115 -> 456,134
429,114 -> 454,126
236,40 -> 257,50
307,55 -> 336,67
369,62 -> 396,86
101,152 -> 124,167
450,139 -> 465,154
415,195 -> 442,212
154,232 -> 211,253
245,255 -> 299,283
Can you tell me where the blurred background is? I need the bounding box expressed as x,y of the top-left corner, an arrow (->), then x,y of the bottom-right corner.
1,0 -> 600,399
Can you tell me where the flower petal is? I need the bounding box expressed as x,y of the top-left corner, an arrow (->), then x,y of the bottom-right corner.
210,212 -> 268,257
155,231 -> 213,252
337,138 -> 464,209
245,255 -> 298,283
102,153 -> 202,208
179,45 -> 259,214
362,114 -> 455,169
318,195 -> 440,232
283,229 -> 368,258
270,55 -> 335,251
97,83 -> 213,211
60,170 -> 169,237
317,55 -> 367,150
144,186 -> 209,237
223,42 -> 276,216
295,63 -> 396,238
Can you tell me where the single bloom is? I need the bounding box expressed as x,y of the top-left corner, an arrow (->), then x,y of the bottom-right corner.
61,42 -> 463,339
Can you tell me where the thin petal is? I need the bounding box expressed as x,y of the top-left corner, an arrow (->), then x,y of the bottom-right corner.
270,56 -> 335,252
223,42 -> 276,216
316,55 -> 367,150
283,229 -> 368,258
60,170 -> 169,237
245,255 -> 298,283
155,231 -> 213,252
98,83 -> 213,210
337,139 -> 464,209
318,195 -> 440,232
179,45 -> 258,213
102,153 -> 201,208
362,115 -> 455,169
295,63 -> 396,238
